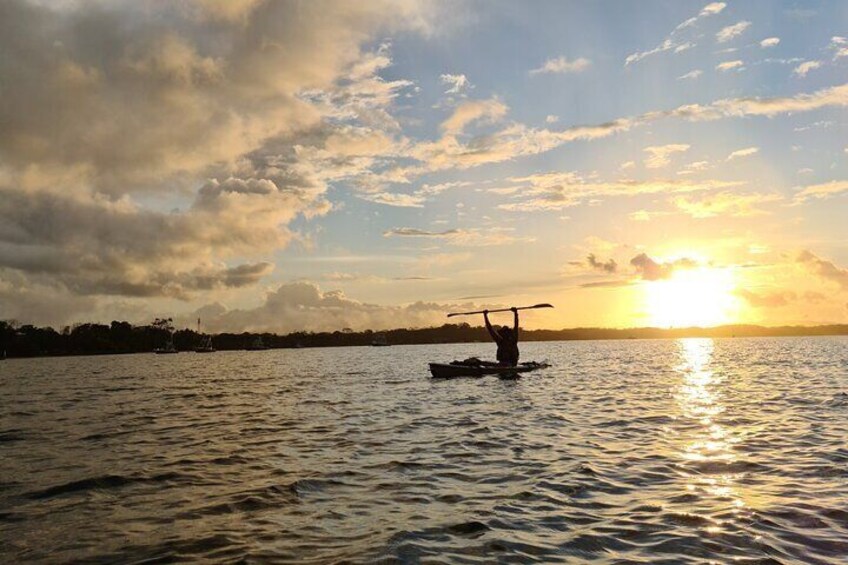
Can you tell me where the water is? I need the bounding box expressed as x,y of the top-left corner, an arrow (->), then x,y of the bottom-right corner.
1,337 -> 847,564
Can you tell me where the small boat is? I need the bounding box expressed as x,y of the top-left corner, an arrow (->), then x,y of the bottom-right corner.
194,334 -> 216,353
371,333 -> 390,346
429,360 -> 549,379
245,336 -> 269,351
154,334 -> 178,354
194,318 -> 216,353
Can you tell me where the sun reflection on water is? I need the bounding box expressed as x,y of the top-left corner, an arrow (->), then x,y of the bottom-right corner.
674,338 -> 749,529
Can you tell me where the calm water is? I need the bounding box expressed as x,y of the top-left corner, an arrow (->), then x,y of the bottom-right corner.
1,337 -> 847,564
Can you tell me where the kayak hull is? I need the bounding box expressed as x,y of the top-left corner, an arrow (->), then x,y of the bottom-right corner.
429,361 -> 548,379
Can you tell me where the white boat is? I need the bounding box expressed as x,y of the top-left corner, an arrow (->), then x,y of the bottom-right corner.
194,318 -> 216,353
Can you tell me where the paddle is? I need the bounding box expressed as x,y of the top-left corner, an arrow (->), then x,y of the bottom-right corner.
446,303 -> 554,318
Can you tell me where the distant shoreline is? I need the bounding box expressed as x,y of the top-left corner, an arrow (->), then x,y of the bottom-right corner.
2,321 -> 846,359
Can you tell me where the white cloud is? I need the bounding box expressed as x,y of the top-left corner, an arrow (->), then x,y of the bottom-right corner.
530,56 -> 591,75
495,172 -> 739,211
675,2 -> 727,30
727,147 -> 759,160
795,180 -> 848,201
677,160 -> 711,175
626,3 -> 726,66
832,37 -> 848,59
358,192 -> 426,208
716,21 -> 752,43
678,69 -> 703,80
760,37 -> 780,48
545,114 -> 559,124
793,61 -> 822,77
440,73 -> 471,95
643,144 -> 690,168
383,227 -> 534,246
716,60 -> 745,72
672,192 -> 781,218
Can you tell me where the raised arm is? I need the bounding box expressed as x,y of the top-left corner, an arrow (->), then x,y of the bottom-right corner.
511,307 -> 519,338
483,311 -> 499,341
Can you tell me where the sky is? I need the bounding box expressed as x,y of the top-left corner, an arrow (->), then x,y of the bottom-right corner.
1,0 -> 847,332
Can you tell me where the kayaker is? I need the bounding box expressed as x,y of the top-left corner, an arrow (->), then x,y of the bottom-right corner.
483,307 -> 519,366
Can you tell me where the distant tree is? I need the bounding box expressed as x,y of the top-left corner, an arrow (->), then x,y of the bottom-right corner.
151,318 -> 174,332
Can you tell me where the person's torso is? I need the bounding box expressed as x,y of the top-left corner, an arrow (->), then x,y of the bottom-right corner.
496,340 -> 519,364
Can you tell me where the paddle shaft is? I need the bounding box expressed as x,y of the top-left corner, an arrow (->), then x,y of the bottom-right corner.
447,303 -> 553,318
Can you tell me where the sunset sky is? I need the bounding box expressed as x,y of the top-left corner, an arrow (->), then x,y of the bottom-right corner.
1,0 -> 847,332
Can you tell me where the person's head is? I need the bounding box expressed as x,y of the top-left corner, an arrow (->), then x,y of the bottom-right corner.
499,326 -> 514,339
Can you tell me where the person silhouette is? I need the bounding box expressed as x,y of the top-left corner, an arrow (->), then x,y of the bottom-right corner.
484,307 -> 519,366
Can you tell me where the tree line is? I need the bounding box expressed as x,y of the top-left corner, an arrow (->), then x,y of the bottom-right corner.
1,319 -> 846,359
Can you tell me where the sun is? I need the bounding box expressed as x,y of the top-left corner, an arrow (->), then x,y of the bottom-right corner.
644,266 -> 739,328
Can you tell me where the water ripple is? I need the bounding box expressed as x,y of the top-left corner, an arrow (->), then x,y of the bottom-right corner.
1,336 -> 847,563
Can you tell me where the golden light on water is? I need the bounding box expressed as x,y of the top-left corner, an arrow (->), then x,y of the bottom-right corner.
645,267 -> 739,328
675,338 -> 751,530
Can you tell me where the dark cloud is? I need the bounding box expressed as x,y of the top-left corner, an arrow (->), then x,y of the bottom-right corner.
579,280 -> 632,288
383,228 -> 462,237
797,250 -> 848,290
630,253 -> 697,281
586,254 -> 617,273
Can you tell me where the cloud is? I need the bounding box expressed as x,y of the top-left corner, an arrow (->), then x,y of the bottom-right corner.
358,192 -> 426,207
383,227 -> 534,246
678,70 -> 703,80
631,253 -> 698,281
677,160 -> 711,175
546,115 -> 560,124
760,37 -> 780,48
832,37 -> 848,59
0,0 -> 435,316
579,280 -> 633,289
0,180 -> 315,298
643,144 -> 690,168
797,251 -> 848,290
727,147 -> 759,160
495,172 -> 739,211
440,73 -> 472,95
627,3 -> 725,65
716,60 -> 745,72
439,98 -> 509,134
586,254 -> 617,273
530,56 -> 591,75
672,192 -> 781,218
793,61 -> 822,77
194,281 -> 458,333
629,209 -> 670,222
393,81 -> 848,184
794,180 -> 848,202
735,289 -> 795,308
675,2 -> 727,30
716,21 -> 751,43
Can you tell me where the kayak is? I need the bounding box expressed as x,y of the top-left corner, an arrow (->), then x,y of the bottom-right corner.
429,361 -> 549,379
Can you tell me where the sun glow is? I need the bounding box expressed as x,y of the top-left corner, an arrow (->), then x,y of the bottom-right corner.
645,267 -> 739,328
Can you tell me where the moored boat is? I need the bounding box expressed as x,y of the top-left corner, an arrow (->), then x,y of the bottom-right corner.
194,318 -> 216,353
